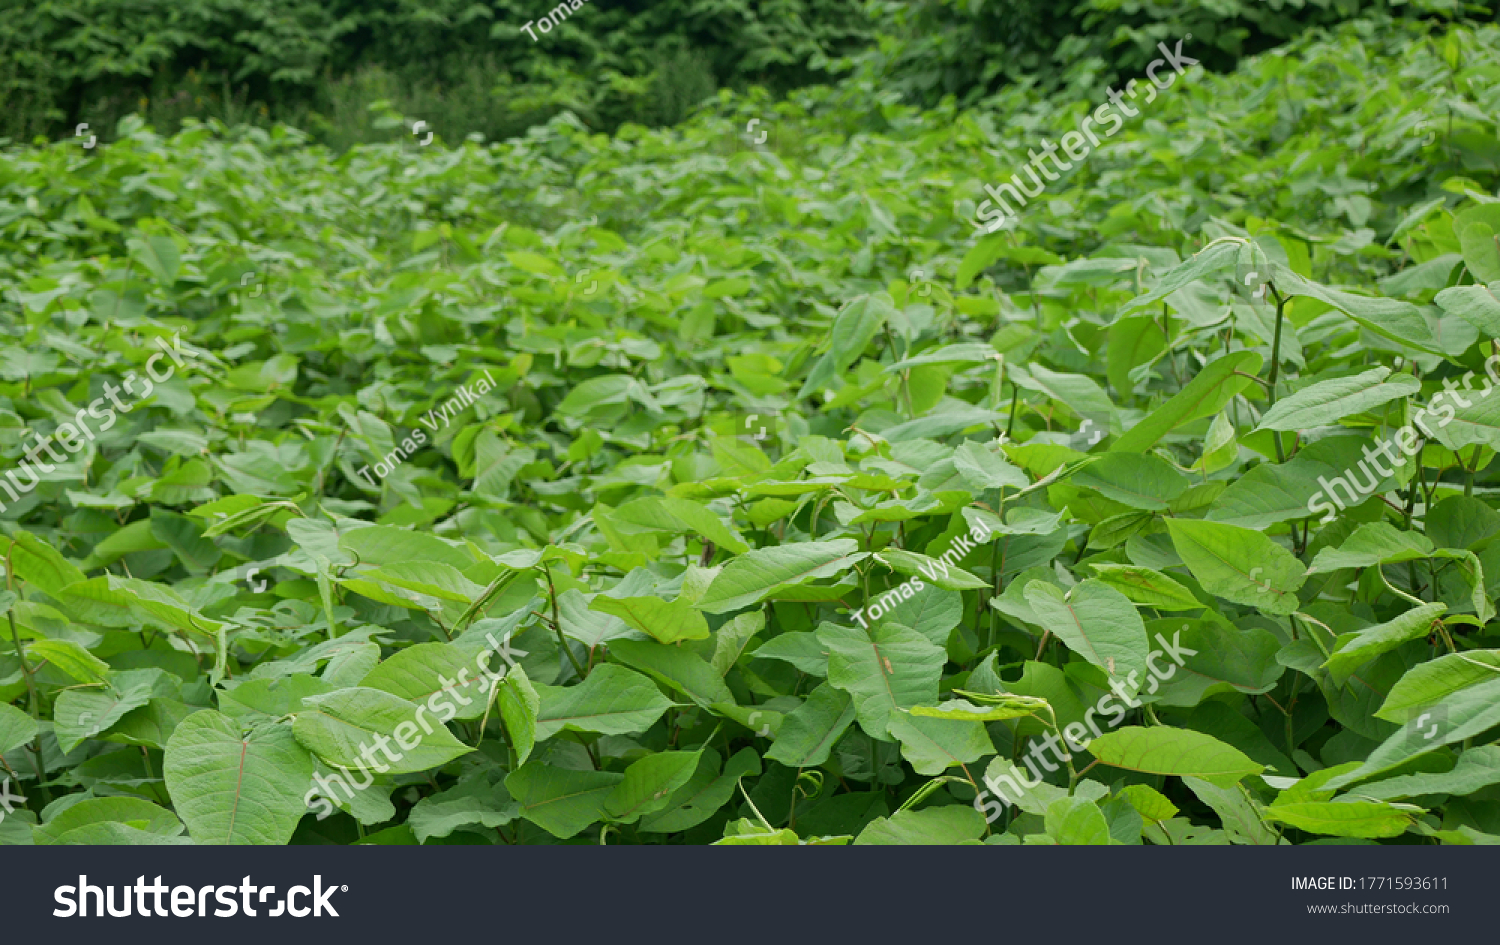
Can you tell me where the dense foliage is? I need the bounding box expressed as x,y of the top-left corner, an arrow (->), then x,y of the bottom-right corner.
861,0 -> 1498,107
0,0 -> 873,145
5,0 -> 1492,147
3,14 -> 1500,845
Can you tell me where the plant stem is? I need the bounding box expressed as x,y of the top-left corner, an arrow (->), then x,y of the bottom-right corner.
1162,302 -> 1183,387
541,562 -> 588,680
1267,286 -> 1288,463
4,547 -> 47,799
455,569 -> 519,635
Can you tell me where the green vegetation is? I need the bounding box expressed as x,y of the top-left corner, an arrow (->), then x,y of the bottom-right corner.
3,11 -> 1500,845
3,0 -> 1490,148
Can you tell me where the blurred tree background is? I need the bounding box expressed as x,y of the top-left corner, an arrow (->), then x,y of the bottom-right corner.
1,0 -> 1494,148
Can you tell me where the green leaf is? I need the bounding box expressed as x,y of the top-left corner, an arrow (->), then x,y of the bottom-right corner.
1435,283 -> 1500,337
887,712 -> 993,776
408,777 -> 517,843
1071,453 -> 1189,510
589,594 -> 710,643
5,531 -> 86,597
797,294 -> 895,398
35,797 -> 184,845
1427,376 -> 1500,453
1377,649 -> 1500,722
1118,240 -> 1240,316
498,665 -> 540,766
1116,784 -> 1178,822
532,664 -> 673,740
885,343 -> 1002,373
603,750 -> 701,821
164,711 -> 315,844
1112,351 -> 1263,453
696,539 -> 867,613
338,525 -> 477,571
53,669 -> 175,752
1087,726 -> 1264,788
875,548 -> 987,590
219,675 -> 331,720
1263,800 -> 1413,839
1323,603 -> 1446,678
951,440 -> 1029,491
854,806 -> 987,845
1328,677 -> 1500,787
1309,522 -> 1433,571
640,748 -> 762,834
26,639 -> 111,684
748,631 -> 829,675
1272,268 -> 1442,355
1088,564 -> 1203,611
1460,222 -> 1500,283
357,562 -> 485,604
1165,518 -> 1306,615
556,589 -> 634,646
1359,745 -> 1500,800
505,762 -> 622,839
713,823 -> 804,845
1023,579 -> 1149,682
130,233 -> 182,286
982,757 -> 1110,816
1108,315 -> 1168,395
1183,777 -> 1278,845
956,233 -> 1009,291
659,497 -> 750,554
871,587 -> 963,646
1256,367 -> 1421,432
606,639 -> 734,708
292,687 -> 474,774
53,576 -> 228,635
819,621 -> 946,740
1208,436 -> 1384,530
1044,796 -> 1112,845
0,702 -> 38,755
471,433 -> 533,498
358,642 -> 492,720
765,683 -> 857,767
711,610 -> 764,675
